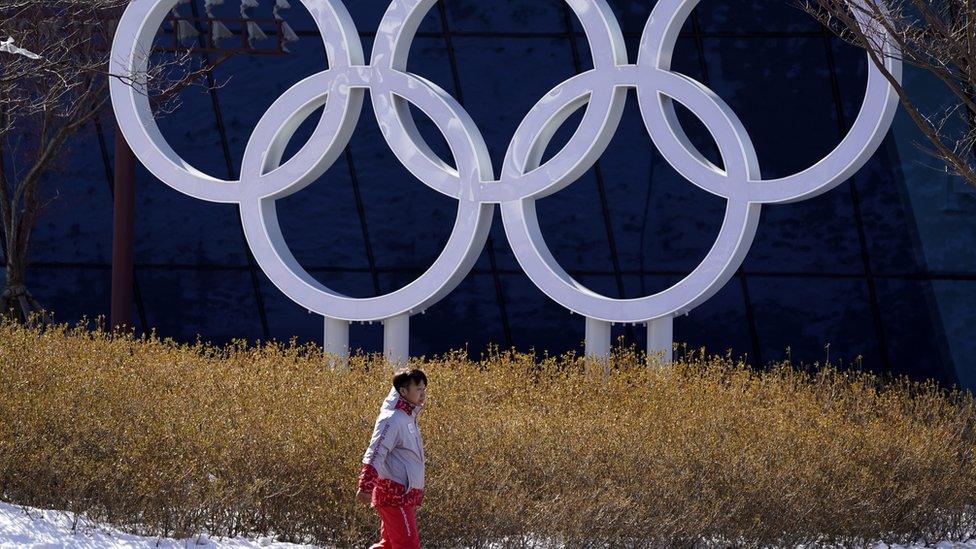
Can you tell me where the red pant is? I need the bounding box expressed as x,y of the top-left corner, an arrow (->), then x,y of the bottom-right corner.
368,504 -> 420,549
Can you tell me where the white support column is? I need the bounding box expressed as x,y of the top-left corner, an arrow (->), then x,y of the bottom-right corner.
647,315 -> 673,366
383,314 -> 410,365
323,316 -> 349,363
585,317 -> 612,358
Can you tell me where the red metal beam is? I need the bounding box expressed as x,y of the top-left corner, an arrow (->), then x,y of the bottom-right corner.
110,122 -> 135,331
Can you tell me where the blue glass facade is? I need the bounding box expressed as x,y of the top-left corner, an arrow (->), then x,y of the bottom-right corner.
10,0 -> 974,392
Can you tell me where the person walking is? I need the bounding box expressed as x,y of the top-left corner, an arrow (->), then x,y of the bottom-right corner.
356,368 -> 427,549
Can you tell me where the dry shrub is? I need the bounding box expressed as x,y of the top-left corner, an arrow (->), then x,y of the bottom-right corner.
0,320 -> 973,548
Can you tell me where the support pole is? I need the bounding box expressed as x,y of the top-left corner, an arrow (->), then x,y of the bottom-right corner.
323,316 -> 349,361
110,123 -> 135,331
383,314 -> 409,365
647,316 -> 673,366
585,317 -> 611,358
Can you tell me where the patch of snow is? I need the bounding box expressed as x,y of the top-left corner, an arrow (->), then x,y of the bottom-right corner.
0,38 -> 42,60
0,500 -> 322,548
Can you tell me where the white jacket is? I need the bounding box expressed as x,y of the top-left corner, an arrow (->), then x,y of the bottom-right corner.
362,386 -> 426,492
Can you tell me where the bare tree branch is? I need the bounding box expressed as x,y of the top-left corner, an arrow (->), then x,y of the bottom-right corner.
0,0 -> 213,321
798,0 -> 976,189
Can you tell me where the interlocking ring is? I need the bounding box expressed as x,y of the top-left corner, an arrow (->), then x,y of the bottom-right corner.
110,0 -> 901,325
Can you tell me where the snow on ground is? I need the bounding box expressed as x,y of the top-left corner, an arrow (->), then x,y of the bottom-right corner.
1,499 -> 975,549
0,501 -> 320,548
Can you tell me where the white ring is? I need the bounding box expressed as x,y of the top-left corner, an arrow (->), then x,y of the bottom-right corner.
110,0 -> 902,326
238,68 -> 493,320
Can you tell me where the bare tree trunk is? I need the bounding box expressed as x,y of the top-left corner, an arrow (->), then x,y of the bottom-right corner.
1,196 -> 42,321
0,109 -> 20,321
0,114 -> 57,322
0,0 -> 237,326
3,253 -> 33,321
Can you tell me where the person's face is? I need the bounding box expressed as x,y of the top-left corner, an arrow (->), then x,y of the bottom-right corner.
398,380 -> 426,406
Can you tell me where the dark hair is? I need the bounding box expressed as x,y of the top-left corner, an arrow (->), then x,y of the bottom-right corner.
393,368 -> 428,393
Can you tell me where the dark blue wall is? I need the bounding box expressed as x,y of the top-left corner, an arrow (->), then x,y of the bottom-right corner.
13,0 -> 971,391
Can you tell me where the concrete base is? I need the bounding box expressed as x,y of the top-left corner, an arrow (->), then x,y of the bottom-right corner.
383,314 -> 410,365
647,316 -> 673,366
323,316 -> 349,367
585,317 -> 611,358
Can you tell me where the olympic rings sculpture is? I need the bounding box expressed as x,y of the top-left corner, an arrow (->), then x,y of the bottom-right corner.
110,0 -> 901,355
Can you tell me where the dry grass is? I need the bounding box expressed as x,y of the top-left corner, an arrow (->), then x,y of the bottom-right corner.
0,320 -> 974,548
